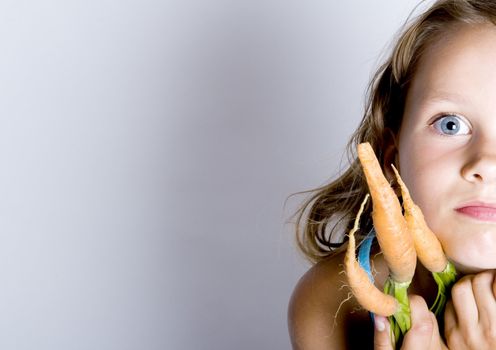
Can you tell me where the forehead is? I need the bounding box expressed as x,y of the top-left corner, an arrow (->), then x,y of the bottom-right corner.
407,23 -> 496,105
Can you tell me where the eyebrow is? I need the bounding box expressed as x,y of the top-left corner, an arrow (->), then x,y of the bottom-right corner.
422,91 -> 469,105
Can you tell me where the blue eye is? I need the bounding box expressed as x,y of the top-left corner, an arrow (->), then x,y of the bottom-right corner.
432,115 -> 471,136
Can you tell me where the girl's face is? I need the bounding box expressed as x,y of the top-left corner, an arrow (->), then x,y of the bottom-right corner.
397,23 -> 496,274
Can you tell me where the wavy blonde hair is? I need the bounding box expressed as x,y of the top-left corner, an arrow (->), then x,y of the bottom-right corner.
294,0 -> 496,264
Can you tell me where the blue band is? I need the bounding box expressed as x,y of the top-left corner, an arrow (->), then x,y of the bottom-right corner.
358,228 -> 376,283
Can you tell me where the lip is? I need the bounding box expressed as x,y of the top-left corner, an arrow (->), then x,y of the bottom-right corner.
455,201 -> 496,222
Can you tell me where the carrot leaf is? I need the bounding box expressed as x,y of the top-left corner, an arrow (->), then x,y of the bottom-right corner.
430,261 -> 457,321
384,279 -> 411,347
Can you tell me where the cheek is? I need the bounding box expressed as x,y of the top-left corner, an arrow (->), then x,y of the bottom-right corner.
398,153 -> 443,209
397,132 -> 459,211
397,143 -> 454,245
398,161 -> 451,248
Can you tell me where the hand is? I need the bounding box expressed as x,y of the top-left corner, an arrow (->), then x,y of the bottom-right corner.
443,270 -> 496,349
374,295 -> 448,349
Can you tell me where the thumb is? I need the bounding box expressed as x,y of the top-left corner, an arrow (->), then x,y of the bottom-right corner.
373,315 -> 394,350
401,295 -> 448,350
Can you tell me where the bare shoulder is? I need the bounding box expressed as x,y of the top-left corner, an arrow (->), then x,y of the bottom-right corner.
288,250 -> 388,350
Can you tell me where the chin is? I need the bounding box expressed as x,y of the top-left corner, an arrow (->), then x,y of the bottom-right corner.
440,230 -> 496,274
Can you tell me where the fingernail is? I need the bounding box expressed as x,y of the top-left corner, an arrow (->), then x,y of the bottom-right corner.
374,315 -> 386,332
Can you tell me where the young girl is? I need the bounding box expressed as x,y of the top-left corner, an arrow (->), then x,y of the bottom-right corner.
288,1 -> 496,349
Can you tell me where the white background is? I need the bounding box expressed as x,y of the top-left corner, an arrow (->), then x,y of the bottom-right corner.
0,1 -> 429,349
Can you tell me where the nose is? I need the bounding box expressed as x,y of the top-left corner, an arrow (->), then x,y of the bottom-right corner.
461,152 -> 496,183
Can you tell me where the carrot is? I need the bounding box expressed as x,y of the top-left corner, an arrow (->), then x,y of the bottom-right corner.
390,165 -> 447,273
345,194 -> 399,316
348,142 -> 417,346
357,143 -> 416,283
391,164 -> 457,319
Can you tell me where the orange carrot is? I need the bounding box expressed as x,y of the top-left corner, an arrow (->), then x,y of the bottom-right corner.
345,195 -> 398,316
391,165 -> 448,273
357,143 -> 416,283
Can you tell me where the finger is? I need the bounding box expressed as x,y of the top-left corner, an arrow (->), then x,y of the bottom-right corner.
443,300 -> 457,338
373,315 -> 394,350
401,295 -> 447,349
443,300 -> 464,348
471,271 -> 496,325
450,275 -> 479,329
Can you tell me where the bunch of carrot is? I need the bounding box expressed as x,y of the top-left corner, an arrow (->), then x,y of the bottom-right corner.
345,142 -> 457,348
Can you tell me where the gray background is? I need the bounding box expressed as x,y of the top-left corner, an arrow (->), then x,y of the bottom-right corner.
0,0 -> 428,349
